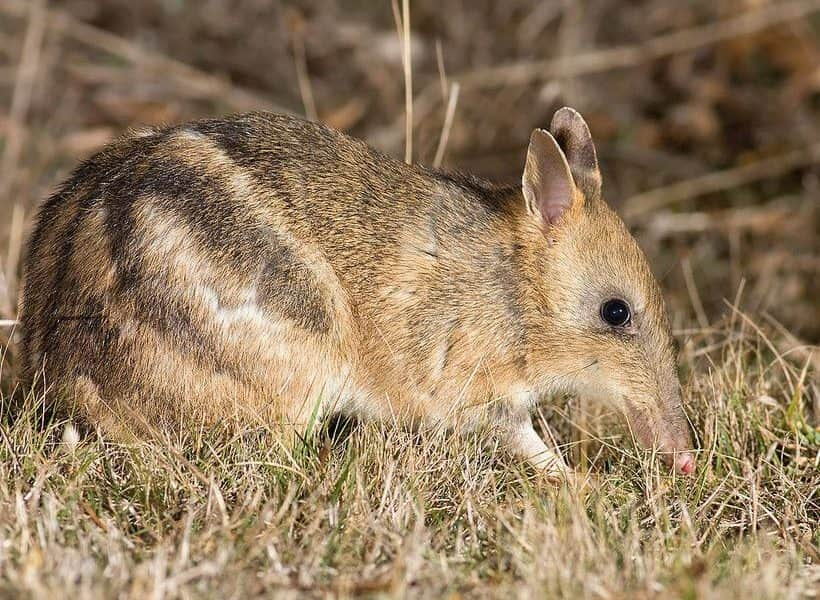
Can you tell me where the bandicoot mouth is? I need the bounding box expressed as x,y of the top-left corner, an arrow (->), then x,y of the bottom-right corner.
624,405 -> 695,475
674,451 -> 696,475
660,450 -> 696,475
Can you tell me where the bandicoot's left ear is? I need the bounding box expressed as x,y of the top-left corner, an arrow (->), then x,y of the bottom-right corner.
550,107 -> 602,201
522,128 -> 577,227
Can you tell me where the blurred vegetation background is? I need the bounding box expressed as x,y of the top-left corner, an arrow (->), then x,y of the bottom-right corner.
0,4 -> 817,596
1,0 -> 818,352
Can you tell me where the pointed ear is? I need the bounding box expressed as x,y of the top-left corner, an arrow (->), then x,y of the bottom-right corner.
522,128 -> 577,226
550,107 -> 602,201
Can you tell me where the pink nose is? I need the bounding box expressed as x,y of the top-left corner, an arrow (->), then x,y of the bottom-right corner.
675,452 -> 696,475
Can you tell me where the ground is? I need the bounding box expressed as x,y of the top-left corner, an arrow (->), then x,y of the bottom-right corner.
0,1 -> 818,597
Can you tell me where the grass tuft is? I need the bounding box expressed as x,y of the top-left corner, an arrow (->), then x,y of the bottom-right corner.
0,312 -> 816,597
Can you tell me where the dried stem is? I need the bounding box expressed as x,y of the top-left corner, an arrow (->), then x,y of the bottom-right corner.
291,27 -> 318,122
0,0 -> 293,115
373,0 -> 820,151
433,83 -> 460,169
624,142 -> 820,219
0,0 -> 46,202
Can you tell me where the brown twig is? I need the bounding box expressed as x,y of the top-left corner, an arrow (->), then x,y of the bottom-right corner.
1,0 -> 45,318
0,0 -> 45,201
289,14 -> 318,122
459,0 -> 820,90
645,200 -> 796,237
434,39 -> 448,99
0,0 -> 293,115
390,0 -> 414,164
433,83 -> 460,169
624,142 -> 820,219
81,500 -> 109,532
372,0 -> 820,151
761,312 -> 820,374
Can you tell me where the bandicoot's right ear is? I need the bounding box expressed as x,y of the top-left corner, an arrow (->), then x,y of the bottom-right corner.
522,128 -> 577,227
550,107 -> 601,202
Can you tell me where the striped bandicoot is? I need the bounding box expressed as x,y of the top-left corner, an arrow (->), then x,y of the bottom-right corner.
20,107 -> 695,479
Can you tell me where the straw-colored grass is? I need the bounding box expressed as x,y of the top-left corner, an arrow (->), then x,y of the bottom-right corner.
0,309 -> 817,597
0,1 -> 817,597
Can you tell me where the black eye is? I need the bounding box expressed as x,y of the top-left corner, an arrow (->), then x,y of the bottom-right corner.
601,298 -> 631,327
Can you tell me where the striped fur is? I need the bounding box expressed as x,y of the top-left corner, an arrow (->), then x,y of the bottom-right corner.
20,110 -> 693,475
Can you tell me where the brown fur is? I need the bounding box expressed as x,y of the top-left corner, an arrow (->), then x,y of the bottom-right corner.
19,109 -> 694,475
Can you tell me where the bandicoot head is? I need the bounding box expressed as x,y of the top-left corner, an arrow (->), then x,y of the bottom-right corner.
518,107 -> 695,475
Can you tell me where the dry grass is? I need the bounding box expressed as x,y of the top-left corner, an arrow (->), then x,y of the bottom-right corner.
0,311 -> 817,597
0,0 -> 818,597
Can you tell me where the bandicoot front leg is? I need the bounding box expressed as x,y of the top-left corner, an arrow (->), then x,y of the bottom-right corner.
504,416 -> 571,480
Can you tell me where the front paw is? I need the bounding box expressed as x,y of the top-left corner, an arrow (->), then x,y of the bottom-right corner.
540,468 -> 598,493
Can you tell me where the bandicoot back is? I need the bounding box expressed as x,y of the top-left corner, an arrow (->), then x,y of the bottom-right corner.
20,107 -> 695,478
